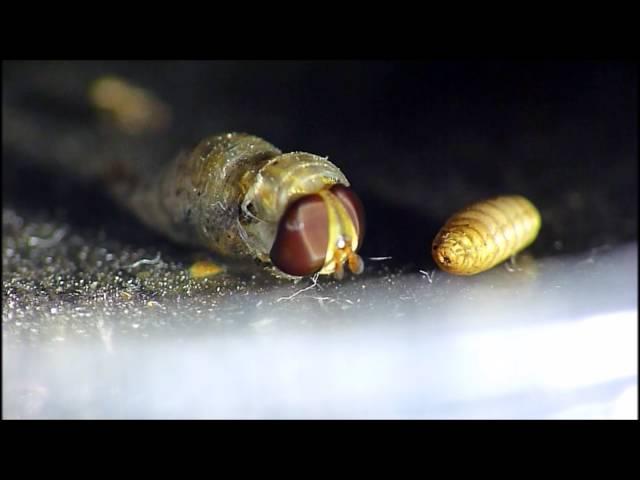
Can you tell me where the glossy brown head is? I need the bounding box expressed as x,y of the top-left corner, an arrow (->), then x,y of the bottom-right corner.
270,184 -> 365,278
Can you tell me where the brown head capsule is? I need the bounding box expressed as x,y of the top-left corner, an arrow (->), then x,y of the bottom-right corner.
270,184 -> 365,279
432,195 -> 541,275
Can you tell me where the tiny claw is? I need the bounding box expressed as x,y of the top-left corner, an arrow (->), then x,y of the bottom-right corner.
348,252 -> 365,275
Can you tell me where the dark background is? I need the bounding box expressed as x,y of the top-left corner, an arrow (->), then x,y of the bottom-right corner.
3,60 -> 637,270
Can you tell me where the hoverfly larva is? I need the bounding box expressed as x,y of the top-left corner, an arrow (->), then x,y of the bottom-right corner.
4,74 -> 365,280
432,195 -> 541,275
110,132 -> 365,280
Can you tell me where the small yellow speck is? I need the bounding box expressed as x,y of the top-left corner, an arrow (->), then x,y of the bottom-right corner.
120,291 -> 133,300
189,260 -> 225,278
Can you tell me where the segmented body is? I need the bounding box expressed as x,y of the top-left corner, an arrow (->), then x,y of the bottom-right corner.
3,72 -> 364,279
109,132 -> 351,274
432,195 -> 541,275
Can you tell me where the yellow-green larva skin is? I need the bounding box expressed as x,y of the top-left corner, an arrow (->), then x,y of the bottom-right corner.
109,132 -> 350,268
432,195 -> 541,275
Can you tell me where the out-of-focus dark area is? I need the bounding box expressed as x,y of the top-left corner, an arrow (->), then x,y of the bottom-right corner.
2,61 -> 637,419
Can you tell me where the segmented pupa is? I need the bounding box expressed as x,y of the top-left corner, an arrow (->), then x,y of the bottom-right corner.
432,195 -> 541,275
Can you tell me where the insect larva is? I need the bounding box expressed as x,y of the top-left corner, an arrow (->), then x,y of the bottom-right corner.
431,195 -> 541,275
5,74 -> 365,280
89,76 -> 171,134
109,132 -> 365,280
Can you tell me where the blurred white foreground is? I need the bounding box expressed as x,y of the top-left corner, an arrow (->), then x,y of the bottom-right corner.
3,243 -> 637,419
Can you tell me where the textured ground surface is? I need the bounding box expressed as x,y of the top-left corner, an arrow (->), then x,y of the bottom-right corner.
2,61 -> 637,418
3,244 -> 637,418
